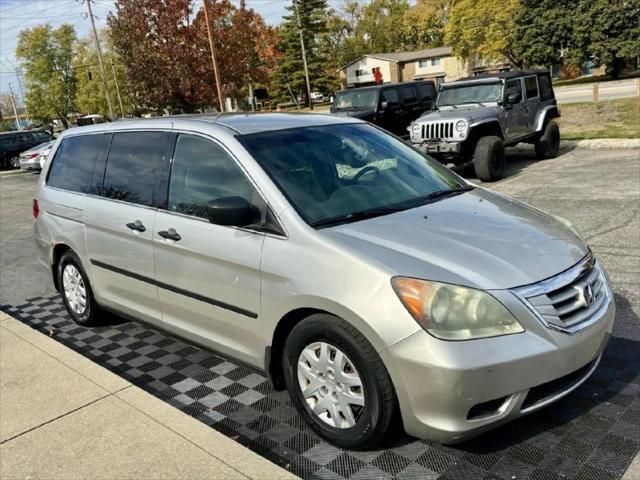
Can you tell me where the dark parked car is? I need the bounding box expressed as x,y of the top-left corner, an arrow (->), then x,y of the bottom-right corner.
0,130 -> 53,168
330,81 -> 437,136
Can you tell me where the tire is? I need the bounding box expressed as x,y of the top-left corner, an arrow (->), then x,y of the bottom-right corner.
9,156 -> 20,169
473,136 -> 505,182
57,250 -> 100,325
283,314 -> 397,450
534,120 -> 560,159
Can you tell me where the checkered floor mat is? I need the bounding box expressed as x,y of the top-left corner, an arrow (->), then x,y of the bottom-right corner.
3,295 -> 639,480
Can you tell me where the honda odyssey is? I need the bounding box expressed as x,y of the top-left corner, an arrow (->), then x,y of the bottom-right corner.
34,113 -> 614,449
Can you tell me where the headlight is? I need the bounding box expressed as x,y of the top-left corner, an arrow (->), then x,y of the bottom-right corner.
552,215 -> 581,239
410,123 -> 421,137
455,120 -> 467,132
391,277 -> 524,340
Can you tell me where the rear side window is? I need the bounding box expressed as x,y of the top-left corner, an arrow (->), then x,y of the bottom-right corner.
380,88 -> 399,103
102,132 -> 172,207
538,74 -> 554,101
524,76 -> 539,99
401,86 -> 418,104
33,131 -> 51,142
418,83 -> 436,101
168,134 -> 259,220
47,134 -> 110,194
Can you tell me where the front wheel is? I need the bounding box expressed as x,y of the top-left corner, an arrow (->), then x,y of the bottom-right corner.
534,120 -> 560,159
283,314 -> 397,450
473,136 -> 505,181
9,156 -> 20,169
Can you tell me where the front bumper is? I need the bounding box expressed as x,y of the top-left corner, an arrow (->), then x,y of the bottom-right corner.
415,141 -> 461,154
381,284 -> 615,444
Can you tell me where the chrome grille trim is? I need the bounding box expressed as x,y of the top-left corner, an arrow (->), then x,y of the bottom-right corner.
512,253 -> 612,334
420,121 -> 455,140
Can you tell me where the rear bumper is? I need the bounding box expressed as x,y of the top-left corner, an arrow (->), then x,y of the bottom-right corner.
381,288 -> 615,444
19,158 -> 41,170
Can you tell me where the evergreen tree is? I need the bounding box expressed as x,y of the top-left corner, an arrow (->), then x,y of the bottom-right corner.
271,0 -> 334,106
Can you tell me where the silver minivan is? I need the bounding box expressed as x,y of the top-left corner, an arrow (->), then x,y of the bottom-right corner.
34,114 -> 614,449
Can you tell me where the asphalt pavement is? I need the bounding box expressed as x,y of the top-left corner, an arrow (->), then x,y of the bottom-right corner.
555,78 -> 639,104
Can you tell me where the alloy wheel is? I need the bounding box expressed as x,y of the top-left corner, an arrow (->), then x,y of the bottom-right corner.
62,264 -> 87,315
297,341 -> 365,429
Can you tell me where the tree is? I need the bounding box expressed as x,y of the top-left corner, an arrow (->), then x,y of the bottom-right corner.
356,0 -> 409,54
74,29 -> 132,117
271,0 -> 334,104
16,24 -> 77,127
513,0 -> 575,68
403,0 -> 453,50
570,0 -> 640,79
444,0 -> 523,68
108,0 -> 209,113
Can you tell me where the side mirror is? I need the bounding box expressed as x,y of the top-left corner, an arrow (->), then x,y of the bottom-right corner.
206,196 -> 256,227
507,92 -> 521,105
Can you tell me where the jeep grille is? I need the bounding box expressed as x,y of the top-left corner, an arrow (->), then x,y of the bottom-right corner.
421,121 -> 455,140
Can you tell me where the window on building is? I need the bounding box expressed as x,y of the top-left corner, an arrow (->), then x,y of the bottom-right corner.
431,58 -> 441,66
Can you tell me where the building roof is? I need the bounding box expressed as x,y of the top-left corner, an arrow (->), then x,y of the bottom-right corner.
338,46 -> 453,71
453,69 -> 549,82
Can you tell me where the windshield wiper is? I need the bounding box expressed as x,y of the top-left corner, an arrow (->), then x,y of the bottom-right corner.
313,206 -> 406,228
412,185 -> 475,205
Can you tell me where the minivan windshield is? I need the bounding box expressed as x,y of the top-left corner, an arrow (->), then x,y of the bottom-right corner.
437,81 -> 503,107
333,90 -> 378,110
239,123 -> 470,227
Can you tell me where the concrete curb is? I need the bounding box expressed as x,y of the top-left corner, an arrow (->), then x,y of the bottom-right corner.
510,138 -> 640,151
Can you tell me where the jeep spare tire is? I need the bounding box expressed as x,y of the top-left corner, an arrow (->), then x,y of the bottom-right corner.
535,120 -> 560,159
473,136 -> 505,182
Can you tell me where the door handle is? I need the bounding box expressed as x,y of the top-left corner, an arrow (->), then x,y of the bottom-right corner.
126,220 -> 146,232
158,228 -> 181,241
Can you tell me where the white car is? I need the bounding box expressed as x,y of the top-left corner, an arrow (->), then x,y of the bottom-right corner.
19,140 -> 55,171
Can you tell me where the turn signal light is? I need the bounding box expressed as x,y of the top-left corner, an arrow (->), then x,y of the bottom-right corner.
32,198 -> 39,218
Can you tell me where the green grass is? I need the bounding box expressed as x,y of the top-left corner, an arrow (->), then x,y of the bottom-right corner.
558,97 -> 640,140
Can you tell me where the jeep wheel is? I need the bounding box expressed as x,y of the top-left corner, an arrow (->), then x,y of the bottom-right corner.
534,120 -> 560,159
473,136 -> 505,182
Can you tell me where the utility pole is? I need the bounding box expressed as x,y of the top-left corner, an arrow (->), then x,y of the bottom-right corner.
203,0 -> 224,112
8,82 -> 21,131
107,49 -> 125,117
15,68 -> 30,123
85,0 -> 115,119
293,0 -> 312,110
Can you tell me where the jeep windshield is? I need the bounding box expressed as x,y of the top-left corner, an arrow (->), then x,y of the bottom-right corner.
437,81 -> 503,107
238,123 -> 470,228
333,89 -> 378,111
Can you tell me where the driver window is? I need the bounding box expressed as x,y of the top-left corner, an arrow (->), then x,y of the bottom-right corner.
380,88 -> 399,104
168,134 -> 261,220
506,79 -> 523,103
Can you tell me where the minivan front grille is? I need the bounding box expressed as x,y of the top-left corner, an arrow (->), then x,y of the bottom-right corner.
513,254 -> 611,334
421,121 -> 455,140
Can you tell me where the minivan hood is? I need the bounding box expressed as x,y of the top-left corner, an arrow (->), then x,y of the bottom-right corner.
322,188 -> 587,290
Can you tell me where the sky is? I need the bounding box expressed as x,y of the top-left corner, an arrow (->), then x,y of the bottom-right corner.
0,0 -> 347,101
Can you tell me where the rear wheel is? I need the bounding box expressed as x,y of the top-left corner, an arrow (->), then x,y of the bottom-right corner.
283,314 -> 397,449
534,120 -> 560,159
57,250 -> 100,325
9,156 -> 20,169
473,136 -> 505,181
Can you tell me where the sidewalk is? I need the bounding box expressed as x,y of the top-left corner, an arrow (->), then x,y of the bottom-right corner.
0,312 -> 297,480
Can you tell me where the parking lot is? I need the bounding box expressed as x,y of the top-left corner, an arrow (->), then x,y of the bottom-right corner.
1,147 -> 639,479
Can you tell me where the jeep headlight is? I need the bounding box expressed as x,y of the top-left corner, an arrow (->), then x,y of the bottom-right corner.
455,120 -> 467,132
410,123 -> 421,138
392,277 -> 524,340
